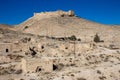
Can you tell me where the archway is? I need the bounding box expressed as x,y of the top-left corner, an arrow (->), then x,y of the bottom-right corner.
36,66 -> 42,72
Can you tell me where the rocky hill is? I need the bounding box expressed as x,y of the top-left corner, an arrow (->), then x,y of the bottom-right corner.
0,24 -> 13,30
15,10 -> 120,47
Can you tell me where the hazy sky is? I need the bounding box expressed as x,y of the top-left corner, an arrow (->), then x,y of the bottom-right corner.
0,0 -> 120,25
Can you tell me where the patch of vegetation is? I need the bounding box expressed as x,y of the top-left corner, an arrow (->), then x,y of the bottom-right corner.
24,26 -> 29,29
119,70 -> 120,73
68,35 -> 77,41
99,76 -> 106,80
71,74 -> 75,76
94,33 -> 101,43
97,70 -> 101,74
8,79 -> 14,80
15,69 -> 22,74
77,78 -> 86,80
41,45 -> 44,49
49,35 -> 81,41
70,63 -> 76,66
29,79 -> 35,80
78,38 -> 81,41
21,37 -> 31,43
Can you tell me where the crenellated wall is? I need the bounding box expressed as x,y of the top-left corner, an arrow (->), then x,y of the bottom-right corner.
33,10 -> 75,20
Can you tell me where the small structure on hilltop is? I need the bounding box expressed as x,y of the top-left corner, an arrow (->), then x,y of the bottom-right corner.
0,43 -> 12,55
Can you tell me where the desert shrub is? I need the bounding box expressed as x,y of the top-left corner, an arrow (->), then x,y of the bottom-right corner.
116,51 -> 120,54
109,44 -> 116,49
86,57 -> 89,60
118,70 -> 120,73
77,78 -> 86,80
10,69 -> 15,73
68,35 -> 77,41
27,38 -> 31,41
61,14 -> 65,17
0,70 -> 8,75
94,34 -> 100,43
97,70 -> 101,74
51,37 -> 55,39
71,74 -> 74,76
24,26 -> 28,29
100,40 -> 104,42
25,52 -> 28,55
15,69 -> 22,74
65,47 -> 68,49
41,45 -> 44,49
62,76 -> 64,79
78,53 -> 81,56
70,64 -> 75,66
78,38 -> 81,41
29,79 -> 35,80
99,76 -> 106,80
21,37 -> 31,43
44,72 -> 50,74
58,37 -> 65,41
8,79 -> 14,80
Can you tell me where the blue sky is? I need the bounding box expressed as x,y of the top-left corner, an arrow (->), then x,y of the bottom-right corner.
0,0 -> 120,25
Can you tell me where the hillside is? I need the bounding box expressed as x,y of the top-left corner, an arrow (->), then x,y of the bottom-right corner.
0,24 -> 13,30
15,10 -> 120,46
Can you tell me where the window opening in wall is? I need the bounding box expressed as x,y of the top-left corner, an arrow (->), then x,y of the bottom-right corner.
6,49 -> 9,52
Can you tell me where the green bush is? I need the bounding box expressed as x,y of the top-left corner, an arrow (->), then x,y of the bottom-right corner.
68,35 -> 77,41
94,34 -> 100,43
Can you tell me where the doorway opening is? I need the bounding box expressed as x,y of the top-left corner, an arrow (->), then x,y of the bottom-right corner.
53,64 -> 58,71
6,49 -> 9,53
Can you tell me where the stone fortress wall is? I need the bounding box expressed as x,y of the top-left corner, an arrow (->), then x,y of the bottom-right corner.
33,10 -> 75,20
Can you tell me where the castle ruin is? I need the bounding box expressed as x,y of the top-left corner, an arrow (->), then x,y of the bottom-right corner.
33,10 -> 75,20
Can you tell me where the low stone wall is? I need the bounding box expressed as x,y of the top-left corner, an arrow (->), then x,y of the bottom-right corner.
21,58 -> 53,73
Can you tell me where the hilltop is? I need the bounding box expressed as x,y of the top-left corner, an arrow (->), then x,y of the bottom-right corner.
15,10 -> 120,47
0,24 -> 14,30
